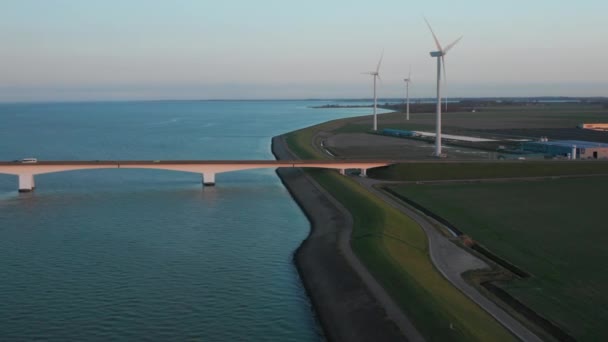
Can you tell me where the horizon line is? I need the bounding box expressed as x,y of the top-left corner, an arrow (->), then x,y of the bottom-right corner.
1,95 -> 607,105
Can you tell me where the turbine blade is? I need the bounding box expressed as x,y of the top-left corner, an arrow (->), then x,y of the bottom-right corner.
443,36 -> 463,54
424,17 -> 442,51
376,50 -> 384,74
408,65 -> 412,79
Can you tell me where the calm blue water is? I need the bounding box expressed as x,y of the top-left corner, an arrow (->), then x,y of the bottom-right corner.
0,101 -> 384,341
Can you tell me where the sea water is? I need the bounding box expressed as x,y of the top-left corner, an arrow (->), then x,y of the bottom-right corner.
0,100 -> 385,341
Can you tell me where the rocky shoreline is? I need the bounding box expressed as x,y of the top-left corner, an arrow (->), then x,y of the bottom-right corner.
271,135 -> 413,342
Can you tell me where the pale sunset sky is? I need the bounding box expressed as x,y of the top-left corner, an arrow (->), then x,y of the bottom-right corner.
1,0 -> 606,101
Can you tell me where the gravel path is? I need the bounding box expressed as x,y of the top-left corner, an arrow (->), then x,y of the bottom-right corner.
354,176 -> 543,342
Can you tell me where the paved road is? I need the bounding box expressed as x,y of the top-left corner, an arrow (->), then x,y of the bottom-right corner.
354,176 -> 543,342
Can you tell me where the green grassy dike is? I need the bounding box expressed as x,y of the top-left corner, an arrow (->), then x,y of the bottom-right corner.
285,127 -> 516,341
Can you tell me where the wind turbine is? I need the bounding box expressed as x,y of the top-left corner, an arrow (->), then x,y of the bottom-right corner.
403,66 -> 412,120
424,18 -> 462,157
363,51 -> 383,131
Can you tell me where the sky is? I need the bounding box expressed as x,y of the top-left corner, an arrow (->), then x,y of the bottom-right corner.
1,0 -> 607,102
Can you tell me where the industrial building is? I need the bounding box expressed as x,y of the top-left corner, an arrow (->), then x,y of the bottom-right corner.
522,140 -> 608,159
382,128 -> 418,138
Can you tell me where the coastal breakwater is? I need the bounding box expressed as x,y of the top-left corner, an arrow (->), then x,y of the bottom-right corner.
271,135 -> 416,342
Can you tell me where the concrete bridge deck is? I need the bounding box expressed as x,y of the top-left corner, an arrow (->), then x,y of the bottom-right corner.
0,160 -> 394,192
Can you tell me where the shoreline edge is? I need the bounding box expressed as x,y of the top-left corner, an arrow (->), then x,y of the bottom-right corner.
271,134 -> 417,342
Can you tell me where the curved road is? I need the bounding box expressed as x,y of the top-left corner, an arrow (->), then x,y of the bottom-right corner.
354,176 -> 543,342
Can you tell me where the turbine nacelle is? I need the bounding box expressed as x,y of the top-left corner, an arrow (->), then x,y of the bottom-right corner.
404,67 -> 412,84
425,17 -> 462,57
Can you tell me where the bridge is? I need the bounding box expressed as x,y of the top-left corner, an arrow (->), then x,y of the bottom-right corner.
0,160 -> 393,192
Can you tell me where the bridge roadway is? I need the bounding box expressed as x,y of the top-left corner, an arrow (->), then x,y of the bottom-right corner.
0,160 -> 393,192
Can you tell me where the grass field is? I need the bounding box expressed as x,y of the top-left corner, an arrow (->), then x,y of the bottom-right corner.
285,102 -> 608,340
388,178 -> 608,341
302,103 -> 608,162
285,128 -> 516,341
369,161 -> 608,181
283,117 -> 352,159
348,103 -> 608,132
308,169 -> 516,342
284,126 -> 320,159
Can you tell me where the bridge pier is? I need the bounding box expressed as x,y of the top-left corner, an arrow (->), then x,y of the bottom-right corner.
360,168 -> 367,177
202,173 -> 216,186
18,174 -> 35,192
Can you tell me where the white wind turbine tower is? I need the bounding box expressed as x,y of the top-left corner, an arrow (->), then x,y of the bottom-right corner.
404,66 -> 412,120
424,18 -> 462,157
363,51 -> 383,131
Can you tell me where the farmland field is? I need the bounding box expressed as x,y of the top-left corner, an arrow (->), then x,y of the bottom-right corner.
312,102 -> 608,161
387,177 -> 608,341
286,101 -> 608,340
335,102 -> 608,134
368,161 -> 608,181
